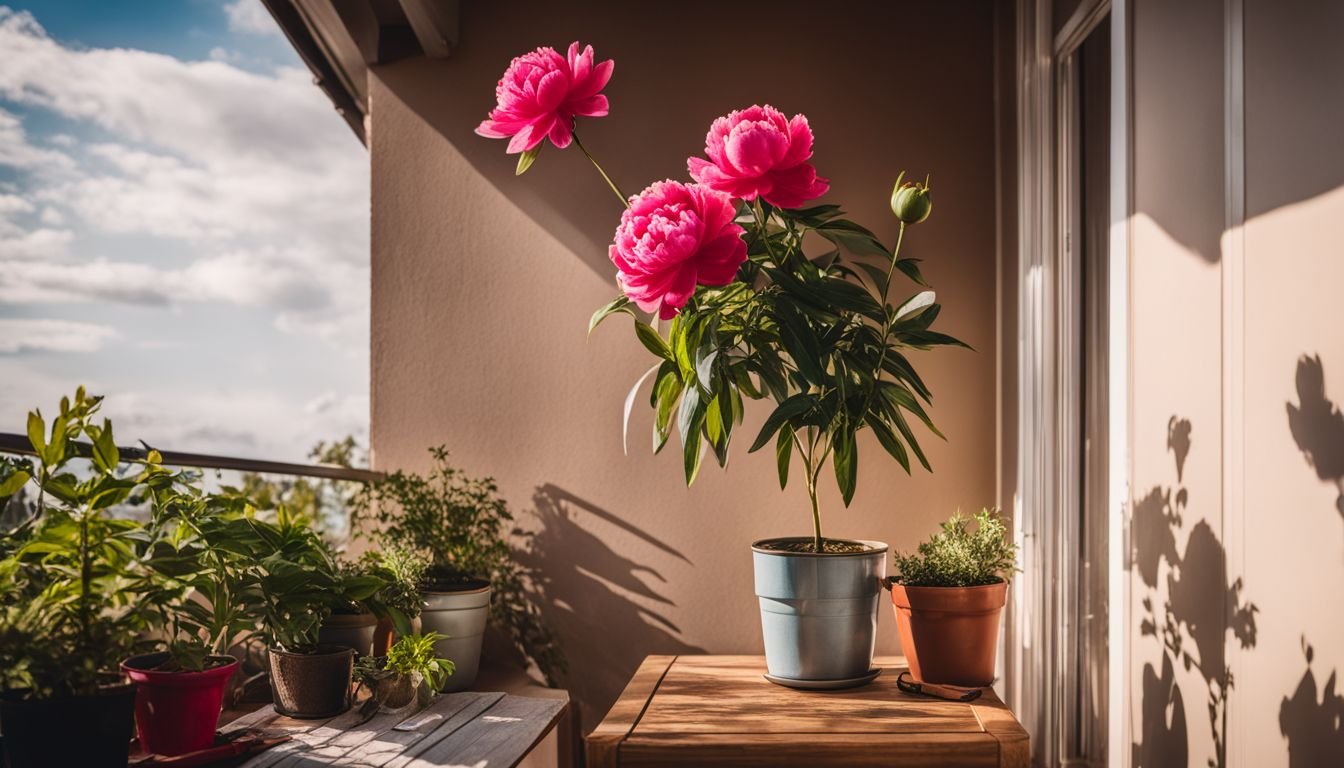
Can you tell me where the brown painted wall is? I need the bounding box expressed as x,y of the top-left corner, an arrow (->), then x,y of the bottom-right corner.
367,0 -> 1004,728
1128,0 -> 1344,765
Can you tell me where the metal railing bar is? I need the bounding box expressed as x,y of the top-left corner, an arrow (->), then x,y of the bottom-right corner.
0,432 -> 383,483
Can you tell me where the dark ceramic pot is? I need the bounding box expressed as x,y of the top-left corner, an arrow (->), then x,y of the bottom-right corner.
267,645 -> 353,719
0,684 -> 135,768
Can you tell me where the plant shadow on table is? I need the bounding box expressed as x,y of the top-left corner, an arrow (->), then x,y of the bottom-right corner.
515,484 -> 706,729
1130,416 -> 1258,768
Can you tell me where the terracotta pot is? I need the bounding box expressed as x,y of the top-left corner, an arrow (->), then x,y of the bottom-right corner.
371,616 -> 395,657
887,580 -> 1008,687
0,684 -> 135,768
267,645 -> 353,719
121,652 -> 239,756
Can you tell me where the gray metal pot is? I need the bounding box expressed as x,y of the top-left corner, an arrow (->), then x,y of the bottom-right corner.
752,537 -> 887,686
318,611 -> 378,655
419,581 -> 491,692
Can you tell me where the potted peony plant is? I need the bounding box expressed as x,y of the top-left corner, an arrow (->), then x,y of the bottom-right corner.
477,42 -> 964,686
0,390 -> 148,767
885,509 -> 1017,687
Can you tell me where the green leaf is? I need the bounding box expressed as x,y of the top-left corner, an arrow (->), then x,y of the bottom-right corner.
515,145 -> 541,176
775,429 -> 793,490
748,394 -> 814,453
677,384 -> 701,450
853,261 -> 892,293
773,301 -> 826,385
705,396 -> 724,447
833,430 -> 857,506
634,321 -> 673,361
589,296 -> 633,335
622,365 -> 660,455
895,257 -> 929,287
683,424 -> 704,486
894,290 -> 937,322
817,219 -> 889,258
882,382 -> 946,439
92,418 -> 119,473
26,410 -> 45,455
0,469 -> 30,497
869,418 -> 912,474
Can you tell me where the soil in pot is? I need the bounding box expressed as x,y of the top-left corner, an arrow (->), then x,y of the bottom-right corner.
0,683 -> 135,768
888,580 -> 1008,687
752,537 -> 887,686
121,652 -> 239,757
419,574 -> 490,693
267,645 -> 354,719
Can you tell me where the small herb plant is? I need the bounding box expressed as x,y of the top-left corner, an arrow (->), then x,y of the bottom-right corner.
892,509 -> 1017,588
358,546 -> 427,633
353,447 -> 564,684
356,633 -> 455,692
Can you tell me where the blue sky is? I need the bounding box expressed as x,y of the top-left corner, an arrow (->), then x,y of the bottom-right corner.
0,1 -> 369,462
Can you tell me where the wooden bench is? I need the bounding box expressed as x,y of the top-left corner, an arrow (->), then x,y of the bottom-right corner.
209,690 -> 571,767
586,655 -> 1029,767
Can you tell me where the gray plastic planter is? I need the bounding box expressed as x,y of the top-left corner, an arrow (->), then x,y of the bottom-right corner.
752,537 -> 887,687
419,581 -> 491,692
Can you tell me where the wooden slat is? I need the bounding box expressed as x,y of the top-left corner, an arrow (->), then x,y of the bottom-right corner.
379,692 -> 505,768
404,695 -> 567,767
620,732 -> 1002,767
585,655 -> 1030,767
585,654 -> 676,768
636,656 -> 982,735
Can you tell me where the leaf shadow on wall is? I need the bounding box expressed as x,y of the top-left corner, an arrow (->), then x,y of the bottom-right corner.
514,483 -> 706,729
1131,417 -> 1259,768
1280,638 -> 1344,768
1286,353 -> 1344,531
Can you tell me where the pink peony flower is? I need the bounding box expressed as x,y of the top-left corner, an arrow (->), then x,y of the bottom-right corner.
687,105 -> 830,209
475,42 -> 613,154
610,181 -> 747,320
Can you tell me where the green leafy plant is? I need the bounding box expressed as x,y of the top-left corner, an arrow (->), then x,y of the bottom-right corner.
353,447 -> 564,684
892,508 -> 1018,588
0,389 -> 156,697
356,632 -> 455,694
355,546 -> 427,633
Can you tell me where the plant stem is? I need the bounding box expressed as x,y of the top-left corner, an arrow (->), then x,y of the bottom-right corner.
572,132 -> 628,209
882,221 -> 907,302
806,472 -> 822,553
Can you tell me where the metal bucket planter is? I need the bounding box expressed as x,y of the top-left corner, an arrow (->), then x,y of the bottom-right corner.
752,538 -> 887,688
419,580 -> 490,692
318,611 -> 378,656
267,645 -> 353,719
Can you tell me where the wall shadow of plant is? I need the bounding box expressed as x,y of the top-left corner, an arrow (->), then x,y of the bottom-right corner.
1287,353 -> 1344,531
1131,416 -> 1259,768
1280,637 -> 1344,767
514,483 -> 706,729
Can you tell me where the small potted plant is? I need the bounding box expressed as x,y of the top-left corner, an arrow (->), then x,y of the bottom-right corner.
353,633 -> 455,713
885,509 -> 1018,687
477,42 -> 963,686
122,483 -> 263,756
354,448 -> 562,691
318,558 -> 389,656
256,508 -> 378,718
0,390 -> 148,767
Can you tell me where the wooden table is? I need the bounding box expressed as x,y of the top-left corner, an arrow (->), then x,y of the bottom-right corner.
586,655 -> 1029,767
209,690 -> 570,767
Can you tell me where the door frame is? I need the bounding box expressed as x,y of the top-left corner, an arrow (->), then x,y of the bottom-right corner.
1008,0 -> 1132,765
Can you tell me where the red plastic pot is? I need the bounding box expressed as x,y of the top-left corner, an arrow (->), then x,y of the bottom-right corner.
122,652 -> 239,757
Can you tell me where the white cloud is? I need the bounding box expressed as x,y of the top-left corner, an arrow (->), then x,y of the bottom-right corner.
0,318 -> 118,353
223,0 -> 279,36
0,8 -> 368,341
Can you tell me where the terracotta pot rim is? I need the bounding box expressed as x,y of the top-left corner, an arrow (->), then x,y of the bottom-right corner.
890,579 -> 1009,591
751,537 -> 889,557
121,653 -> 239,681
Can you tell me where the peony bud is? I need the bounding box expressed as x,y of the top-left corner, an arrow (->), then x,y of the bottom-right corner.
890,172 -> 932,224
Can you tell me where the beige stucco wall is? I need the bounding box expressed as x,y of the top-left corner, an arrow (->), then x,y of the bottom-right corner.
366,1 -> 1005,728
1128,0 -> 1344,765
